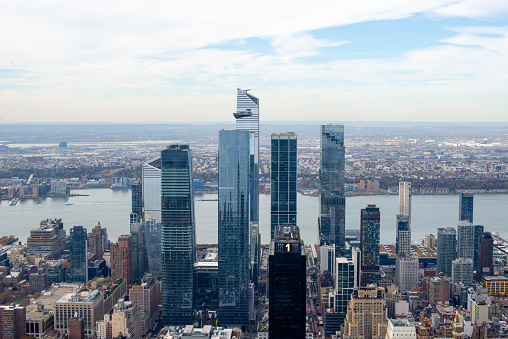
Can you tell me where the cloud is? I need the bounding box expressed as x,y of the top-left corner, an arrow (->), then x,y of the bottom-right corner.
1,0 -> 508,122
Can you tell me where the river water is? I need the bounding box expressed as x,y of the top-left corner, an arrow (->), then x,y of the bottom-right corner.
1,189 -> 507,245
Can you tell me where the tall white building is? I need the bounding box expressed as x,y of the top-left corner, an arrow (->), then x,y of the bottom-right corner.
398,182 -> 411,217
395,253 -> 419,293
396,182 -> 411,255
142,157 -> 161,222
385,318 -> 416,339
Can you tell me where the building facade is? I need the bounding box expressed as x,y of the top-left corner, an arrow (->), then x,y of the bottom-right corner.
451,258 -> 473,287
111,235 -> 133,285
69,226 -> 88,283
131,181 -> 143,224
395,253 -> 419,293
459,193 -> 474,223
26,218 -> 67,259
160,145 -> 196,325
360,204 -> 380,286
437,227 -> 457,277
0,305 -> 25,339
142,157 -> 162,222
319,124 -> 346,252
269,226 -> 306,339
270,132 -> 297,238
88,223 -> 108,261
477,232 -> 494,281
234,88 -> 260,287
218,130 -> 250,326
457,221 -> 475,260
341,287 -> 388,339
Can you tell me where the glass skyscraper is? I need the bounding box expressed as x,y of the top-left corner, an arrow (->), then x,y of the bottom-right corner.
142,157 -> 161,222
69,226 -> 88,283
360,204 -> 380,286
234,88 -> 260,286
269,226 -> 306,339
234,88 -> 259,222
459,192 -> 474,223
270,132 -> 297,238
437,227 -> 457,277
319,124 -> 346,252
131,182 -> 143,224
218,130 -> 250,326
160,145 -> 195,325
144,220 -> 162,278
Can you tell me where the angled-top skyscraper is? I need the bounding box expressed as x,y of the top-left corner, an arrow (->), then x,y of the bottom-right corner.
234,88 -> 259,222
218,129 -> 250,326
160,145 -> 195,325
319,124 -> 346,252
234,88 -> 260,285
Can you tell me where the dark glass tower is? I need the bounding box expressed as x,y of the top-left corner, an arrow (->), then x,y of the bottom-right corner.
360,204 -> 380,286
319,124 -> 346,252
161,145 -> 195,325
437,227 -> 457,277
459,193 -> 474,223
131,181 -> 143,224
396,214 -> 411,255
269,226 -> 306,339
218,130 -> 250,326
270,132 -> 297,238
477,232 -> 494,281
145,220 -> 162,278
473,225 -> 485,271
69,226 -> 88,283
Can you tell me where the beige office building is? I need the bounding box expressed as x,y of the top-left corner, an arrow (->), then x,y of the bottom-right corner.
55,289 -> 104,337
341,286 -> 388,339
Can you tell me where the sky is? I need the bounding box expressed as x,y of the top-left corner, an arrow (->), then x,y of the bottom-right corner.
1,0 -> 508,123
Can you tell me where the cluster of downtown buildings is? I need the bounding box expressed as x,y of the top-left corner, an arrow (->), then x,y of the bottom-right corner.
1,89 -> 508,339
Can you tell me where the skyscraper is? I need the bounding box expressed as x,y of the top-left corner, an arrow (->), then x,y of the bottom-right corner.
130,181 -> 143,224
218,130 -> 250,326
395,252 -> 419,293
452,258 -> 474,287
396,182 -> 411,255
331,257 -> 355,330
457,221 -> 475,260
130,222 -> 148,282
69,226 -> 88,283
269,226 -> 306,339
473,225 -> 484,271
234,88 -> 260,286
398,182 -> 411,217
270,132 -> 297,238
111,235 -> 133,285
160,145 -> 195,325
437,227 -> 457,277
142,157 -> 161,222
396,214 -> 411,255
360,204 -> 380,286
144,220 -> 162,278
319,124 -> 346,252
341,287 -> 388,339
459,193 -> 474,223
234,88 -> 259,222
477,232 -> 494,281
89,223 -> 108,261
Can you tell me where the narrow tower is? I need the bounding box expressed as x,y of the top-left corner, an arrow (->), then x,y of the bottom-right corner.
160,145 -> 195,325
319,124 -> 346,253
270,132 -> 297,238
